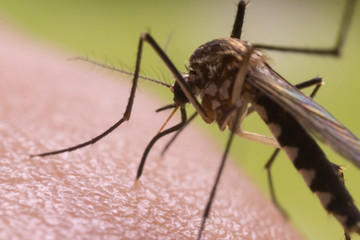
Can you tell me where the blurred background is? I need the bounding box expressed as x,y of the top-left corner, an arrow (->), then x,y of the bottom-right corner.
0,0 -> 359,239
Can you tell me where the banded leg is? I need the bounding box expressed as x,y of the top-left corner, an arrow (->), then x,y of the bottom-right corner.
264,77 -> 323,216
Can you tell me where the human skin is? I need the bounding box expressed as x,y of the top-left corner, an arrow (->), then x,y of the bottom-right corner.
0,25 -> 302,239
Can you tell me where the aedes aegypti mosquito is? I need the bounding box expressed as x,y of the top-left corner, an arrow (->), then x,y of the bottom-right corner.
31,0 -> 359,239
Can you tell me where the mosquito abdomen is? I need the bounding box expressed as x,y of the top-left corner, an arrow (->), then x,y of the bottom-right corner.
250,87 -> 360,235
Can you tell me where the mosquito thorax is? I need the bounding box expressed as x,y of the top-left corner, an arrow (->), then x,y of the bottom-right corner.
186,38 -> 256,128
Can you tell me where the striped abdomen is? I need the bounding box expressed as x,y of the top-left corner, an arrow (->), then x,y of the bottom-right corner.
249,87 -> 360,235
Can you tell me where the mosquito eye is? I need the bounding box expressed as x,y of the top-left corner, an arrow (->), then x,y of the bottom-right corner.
189,70 -> 197,76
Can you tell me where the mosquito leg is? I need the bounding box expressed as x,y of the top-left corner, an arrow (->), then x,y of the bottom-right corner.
139,33 -> 210,123
30,36 -> 151,158
264,148 -> 288,217
198,107 -> 242,240
330,162 -> 351,240
294,76 -> 323,98
231,0 -> 246,39
136,32 -> 227,158
31,33 -> 204,158
160,112 -> 197,156
155,103 -> 177,112
253,0 -> 356,56
264,76 -> 323,217
154,103 -> 195,156
236,130 -> 280,148
136,107 -> 187,179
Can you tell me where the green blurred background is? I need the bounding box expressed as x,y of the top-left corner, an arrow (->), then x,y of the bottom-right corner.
1,0 -> 359,239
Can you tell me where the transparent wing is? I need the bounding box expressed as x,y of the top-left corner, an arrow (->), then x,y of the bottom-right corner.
248,62 -> 360,167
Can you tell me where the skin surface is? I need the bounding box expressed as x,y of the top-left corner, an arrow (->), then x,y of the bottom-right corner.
0,24 -> 302,239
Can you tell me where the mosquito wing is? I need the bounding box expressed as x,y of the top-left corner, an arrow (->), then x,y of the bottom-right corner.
247,62 -> 360,167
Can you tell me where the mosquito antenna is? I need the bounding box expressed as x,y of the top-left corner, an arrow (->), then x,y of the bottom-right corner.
69,56 -> 172,88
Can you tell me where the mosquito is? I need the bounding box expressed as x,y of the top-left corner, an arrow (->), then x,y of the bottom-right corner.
31,0 -> 359,239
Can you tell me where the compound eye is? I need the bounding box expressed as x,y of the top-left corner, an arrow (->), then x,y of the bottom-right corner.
188,69 -> 198,80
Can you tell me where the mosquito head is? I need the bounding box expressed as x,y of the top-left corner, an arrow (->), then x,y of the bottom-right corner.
172,76 -> 190,106
156,73 -> 191,112
172,71 -> 206,107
